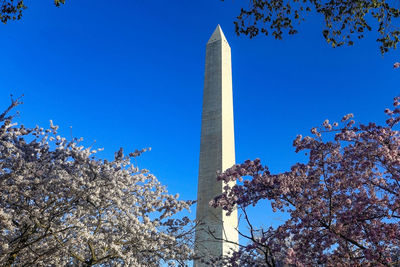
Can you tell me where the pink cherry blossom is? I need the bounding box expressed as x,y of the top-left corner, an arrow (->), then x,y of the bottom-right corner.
212,97 -> 400,266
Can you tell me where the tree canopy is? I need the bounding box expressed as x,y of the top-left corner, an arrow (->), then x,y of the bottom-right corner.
224,0 -> 400,54
212,97 -> 400,266
0,97 -> 194,266
0,0 -> 64,23
2,0 -> 399,53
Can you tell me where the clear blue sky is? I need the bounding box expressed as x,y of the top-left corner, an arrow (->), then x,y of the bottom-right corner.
0,0 -> 398,229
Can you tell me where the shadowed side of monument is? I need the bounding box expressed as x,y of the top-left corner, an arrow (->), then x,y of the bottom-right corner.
194,25 -> 238,266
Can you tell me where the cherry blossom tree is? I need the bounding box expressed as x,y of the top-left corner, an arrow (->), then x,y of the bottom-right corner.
212,97 -> 400,266
0,97 -> 194,266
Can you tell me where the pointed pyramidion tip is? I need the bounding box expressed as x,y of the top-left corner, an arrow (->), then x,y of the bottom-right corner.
207,24 -> 228,44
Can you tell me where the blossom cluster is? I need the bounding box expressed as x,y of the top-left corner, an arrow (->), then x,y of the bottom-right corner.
0,98 -> 194,266
212,97 -> 400,266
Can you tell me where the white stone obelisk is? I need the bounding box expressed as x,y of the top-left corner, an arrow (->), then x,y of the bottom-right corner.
194,25 -> 238,266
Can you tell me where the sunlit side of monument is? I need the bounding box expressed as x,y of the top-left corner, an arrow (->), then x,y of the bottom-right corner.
194,25 -> 238,266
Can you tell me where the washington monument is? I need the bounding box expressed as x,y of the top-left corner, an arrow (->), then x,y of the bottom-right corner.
194,25 -> 238,266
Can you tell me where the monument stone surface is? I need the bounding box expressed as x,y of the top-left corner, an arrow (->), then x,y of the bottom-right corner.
194,25 -> 238,266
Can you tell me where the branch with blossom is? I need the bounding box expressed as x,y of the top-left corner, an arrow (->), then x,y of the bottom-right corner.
212,97 -> 400,266
0,98 -> 194,266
